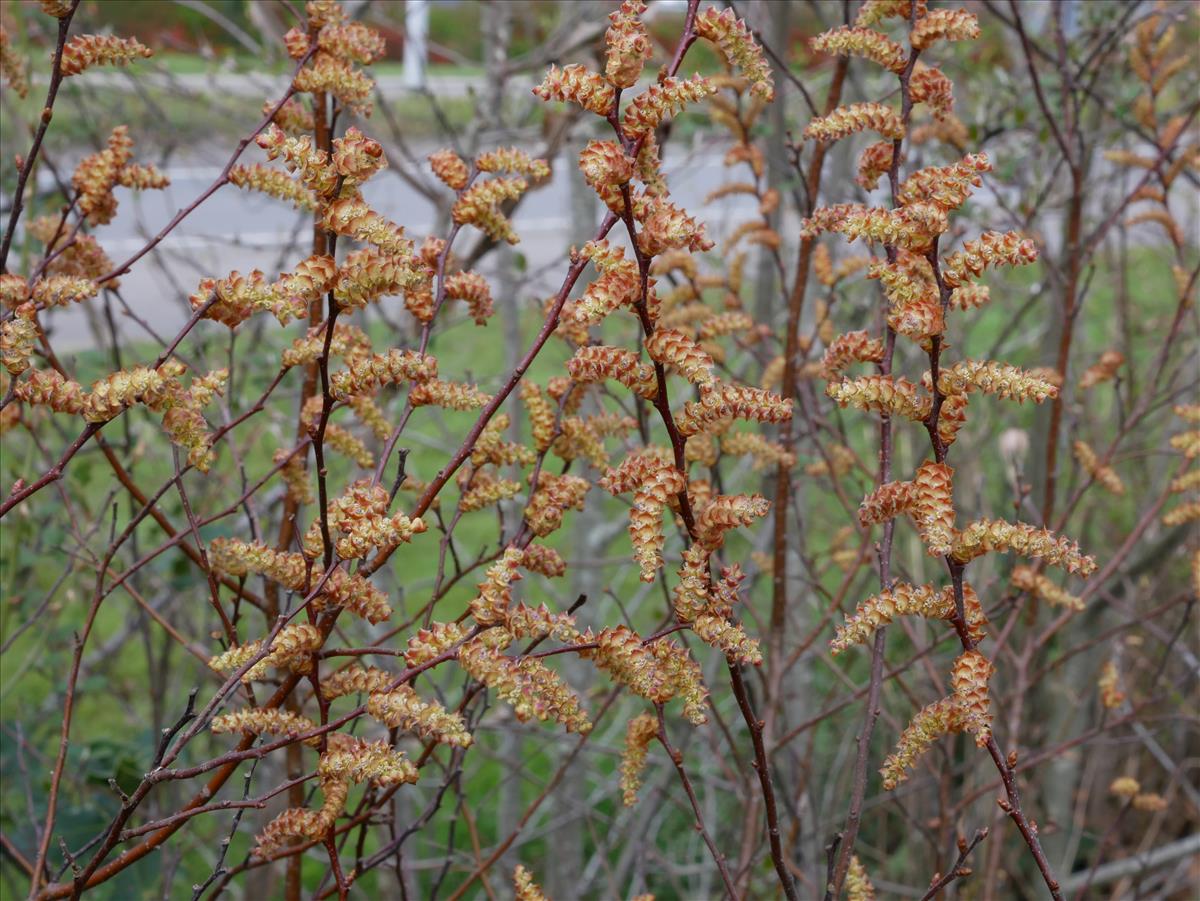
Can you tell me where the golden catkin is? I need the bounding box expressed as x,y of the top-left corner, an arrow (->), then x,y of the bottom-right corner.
620,713 -> 659,806
803,102 -> 905,143
1073,441 -> 1125,495
831,582 -> 966,653
319,737 -> 417,788
321,665 -> 394,700
211,708 -> 319,746
458,639 -> 591,733
451,178 -> 528,244
952,519 -> 1096,574
525,472 -> 589,536
693,7 -> 774,100
477,147 -> 550,180
1,318 -> 37,375
1010,565 -> 1083,611
940,231 -> 1038,288
1110,776 -> 1141,799
622,74 -> 717,139
253,808 -> 326,858
827,375 -> 932,423
644,328 -> 716,387
695,493 -> 770,550
0,27 -> 27,99
367,685 -> 473,746
952,649 -> 994,746
629,465 -> 687,581
822,330 -> 885,378
846,855 -> 877,901
429,149 -> 470,191
1098,660 -> 1125,709
1162,501 -> 1199,526
935,360 -> 1059,404
912,461 -> 956,556
720,432 -> 796,470
513,865 -> 549,901
880,697 -> 964,790
567,345 -> 658,399
533,63 -> 615,116
811,26 -> 907,73
404,621 -> 468,668
603,0 -> 652,88
856,0 -> 928,28
582,626 -> 679,704
910,8 -> 981,50
60,34 -> 152,77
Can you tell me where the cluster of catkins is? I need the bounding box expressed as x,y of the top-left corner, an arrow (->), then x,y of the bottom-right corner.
165,0 -> 787,862
804,2 -> 1097,802
531,0 -> 800,807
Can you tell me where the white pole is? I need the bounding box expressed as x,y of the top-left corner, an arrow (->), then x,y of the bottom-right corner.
403,0 -> 430,89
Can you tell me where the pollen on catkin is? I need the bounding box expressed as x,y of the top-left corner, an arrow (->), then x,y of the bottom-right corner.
1010,565 -> 1084,611
952,518 -> 1096,575
367,685 -> 473,746
880,697 -> 964,790
846,855 -> 877,901
694,7 -> 774,100
952,649 -> 994,746
619,713 -> 659,806
458,638 -> 592,733
1073,441 -> 1125,495
533,63 -> 615,116
828,375 -> 931,424
211,708 -> 320,746
513,865 -> 549,901
60,34 -> 152,77
810,26 -> 907,73
803,102 -> 905,143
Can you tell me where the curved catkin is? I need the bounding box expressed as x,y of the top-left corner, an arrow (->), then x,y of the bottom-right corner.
619,713 -> 659,807
952,519 -> 1096,575
880,697 -> 964,790
1010,565 -> 1084,612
